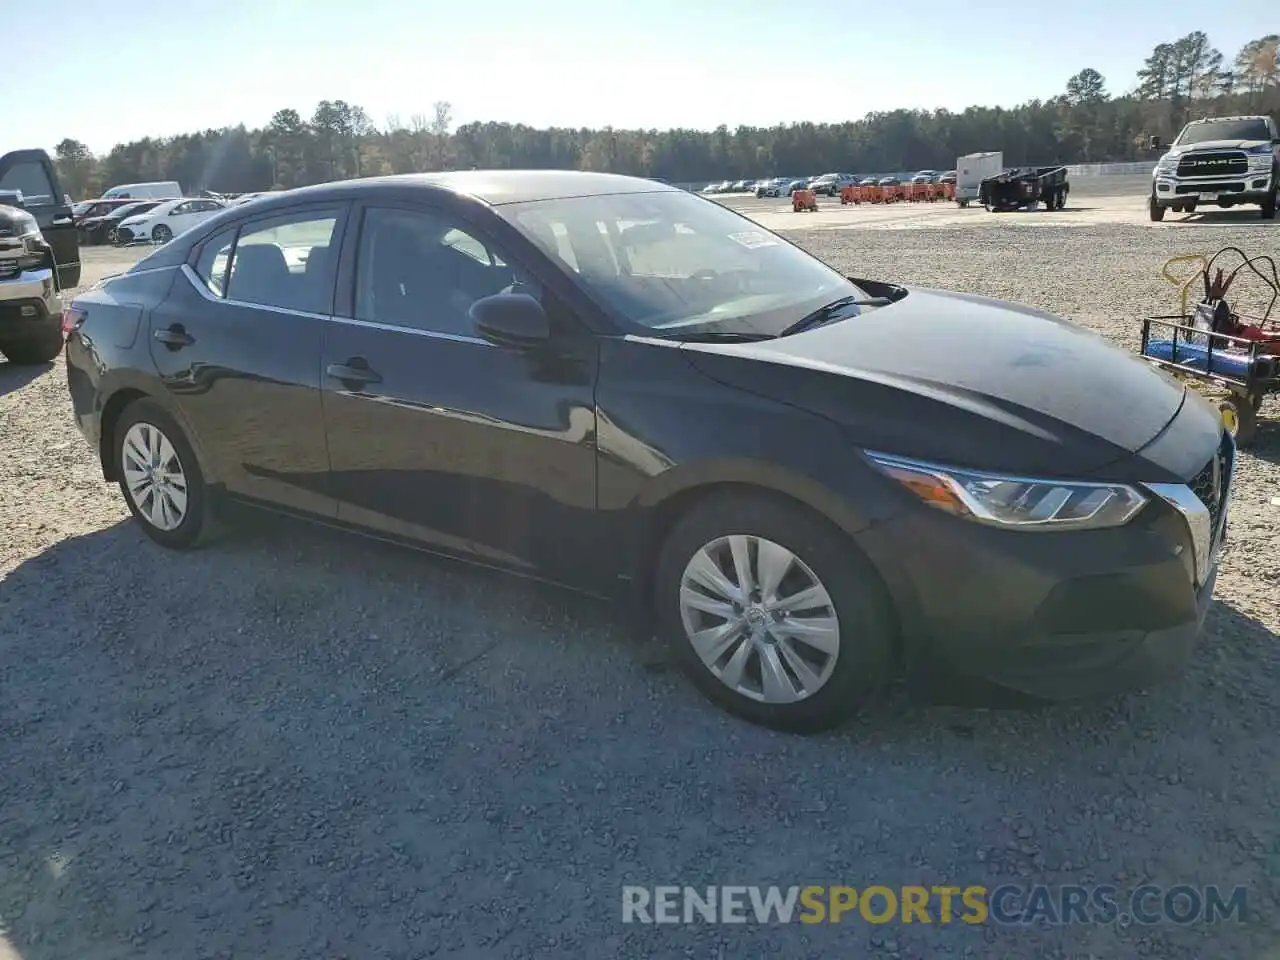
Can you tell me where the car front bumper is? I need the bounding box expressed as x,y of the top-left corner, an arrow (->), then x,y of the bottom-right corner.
1153,169 -> 1274,205
0,266 -> 62,340
855,434 -> 1233,702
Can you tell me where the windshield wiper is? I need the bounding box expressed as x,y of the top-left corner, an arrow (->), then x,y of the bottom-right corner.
778,295 -> 893,337
662,329 -> 777,343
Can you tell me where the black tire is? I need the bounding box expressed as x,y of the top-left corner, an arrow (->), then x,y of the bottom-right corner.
113,398 -> 220,549
1149,194 -> 1166,222
152,224 -> 173,244
655,493 -> 894,733
1218,395 -> 1257,448
1262,180 -> 1277,220
0,331 -> 64,365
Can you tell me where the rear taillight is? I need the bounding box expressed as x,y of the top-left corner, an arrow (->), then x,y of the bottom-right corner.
61,304 -> 86,337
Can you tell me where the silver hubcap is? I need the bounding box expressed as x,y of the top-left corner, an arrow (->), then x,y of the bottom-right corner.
679,535 -> 840,703
121,422 -> 188,531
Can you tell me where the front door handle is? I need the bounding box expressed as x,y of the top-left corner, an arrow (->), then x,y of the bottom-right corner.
327,358 -> 382,387
154,324 -> 195,349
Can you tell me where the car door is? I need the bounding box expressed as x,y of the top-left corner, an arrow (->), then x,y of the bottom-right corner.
148,203 -> 349,516
162,200 -> 201,234
0,149 -> 80,288
176,199 -> 222,232
320,201 -> 600,582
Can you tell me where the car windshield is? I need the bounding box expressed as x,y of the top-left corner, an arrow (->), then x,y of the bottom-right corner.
502,190 -> 859,336
1176,119 -> 1272,145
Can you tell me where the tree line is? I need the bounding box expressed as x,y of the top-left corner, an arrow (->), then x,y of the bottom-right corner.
51,31 -> 1280,200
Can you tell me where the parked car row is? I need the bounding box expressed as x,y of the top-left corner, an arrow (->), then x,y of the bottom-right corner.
703,170 -> 958,199
77,197 -> 231,246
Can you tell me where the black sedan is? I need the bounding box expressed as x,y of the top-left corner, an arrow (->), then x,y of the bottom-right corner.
63,171 -> 1233,732
79,199 -> 167,246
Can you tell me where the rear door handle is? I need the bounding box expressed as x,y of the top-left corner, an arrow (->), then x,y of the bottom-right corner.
327,359 -> 382,386
154,324 -> 195,348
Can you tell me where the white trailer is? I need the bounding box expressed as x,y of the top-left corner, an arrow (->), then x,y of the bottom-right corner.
955,152 -> 1003,207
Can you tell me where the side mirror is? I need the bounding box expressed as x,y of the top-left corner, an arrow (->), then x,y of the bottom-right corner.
0,189 -> 24,208
470,292 -> 550,349
1147,135 -> 1163,150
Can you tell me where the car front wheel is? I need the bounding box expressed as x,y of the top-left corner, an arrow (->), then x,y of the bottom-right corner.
656,493 -> 893,733
152,224 -> 173,243
114,399 -> 218,548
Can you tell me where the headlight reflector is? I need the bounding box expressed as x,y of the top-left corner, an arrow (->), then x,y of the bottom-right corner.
865,452 -> 1148,531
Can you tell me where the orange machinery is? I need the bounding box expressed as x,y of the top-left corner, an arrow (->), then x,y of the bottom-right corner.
792,188 -> 818,212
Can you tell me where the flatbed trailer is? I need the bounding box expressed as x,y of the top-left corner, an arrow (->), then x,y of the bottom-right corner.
978,165 -> 1069,211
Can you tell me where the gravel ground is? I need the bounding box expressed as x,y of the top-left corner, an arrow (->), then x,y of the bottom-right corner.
2,207 -> 1279,959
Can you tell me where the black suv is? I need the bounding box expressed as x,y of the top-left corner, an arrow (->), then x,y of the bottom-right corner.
0,149 -> 81,364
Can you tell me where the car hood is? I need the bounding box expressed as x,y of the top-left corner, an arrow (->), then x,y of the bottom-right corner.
681,287 -> 1193,478
1166,139 -> 1271,154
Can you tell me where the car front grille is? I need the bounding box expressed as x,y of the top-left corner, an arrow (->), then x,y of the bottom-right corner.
115,227 -> 134,243
1176,152 -> 1248,178
1174,182 -> 1246,194
1189,431 -> 1234,545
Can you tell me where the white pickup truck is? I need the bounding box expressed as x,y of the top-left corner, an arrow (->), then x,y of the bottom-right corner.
1150,115 -> 1280,221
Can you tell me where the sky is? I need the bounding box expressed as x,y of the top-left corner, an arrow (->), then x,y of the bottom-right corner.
2,0 -> 1274,155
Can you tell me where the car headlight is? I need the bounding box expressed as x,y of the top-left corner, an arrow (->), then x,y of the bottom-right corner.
865,451 -> 1148,531
1155,155 -> 1178,175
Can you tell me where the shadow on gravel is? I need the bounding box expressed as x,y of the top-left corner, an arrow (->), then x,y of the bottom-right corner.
1,514 -> 1277,959
1170,211 -> 1280,227
1244,421 -> 1280,463
0,359 -> 54,397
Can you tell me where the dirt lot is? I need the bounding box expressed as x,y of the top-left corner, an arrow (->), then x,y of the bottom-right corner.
2,179 -> 1279,959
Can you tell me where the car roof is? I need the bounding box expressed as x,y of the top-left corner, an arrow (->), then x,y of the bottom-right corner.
230,170 -> 678,213
1187,115 -> 1268,124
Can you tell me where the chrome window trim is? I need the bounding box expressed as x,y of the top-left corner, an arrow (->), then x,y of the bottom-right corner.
327,315 -> 492,347
178,263 -> 492,346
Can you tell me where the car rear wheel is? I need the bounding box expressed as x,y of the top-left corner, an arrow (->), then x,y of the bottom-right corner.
114,399 -> 219,548
656,493 -> 893,733
1262,181 -> 1277,220
152,224 -> 173,243
0,331 -> 64,365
